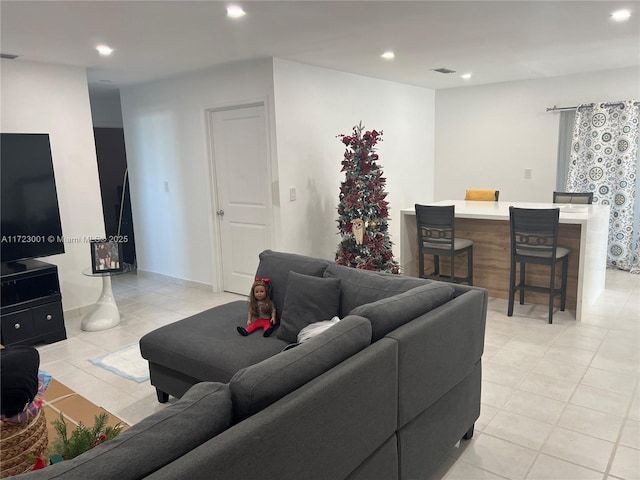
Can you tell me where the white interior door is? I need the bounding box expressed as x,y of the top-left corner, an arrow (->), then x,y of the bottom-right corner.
210,104 -> 272,294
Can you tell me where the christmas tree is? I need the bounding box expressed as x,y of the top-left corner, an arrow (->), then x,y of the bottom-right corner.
335,122 -> 400,273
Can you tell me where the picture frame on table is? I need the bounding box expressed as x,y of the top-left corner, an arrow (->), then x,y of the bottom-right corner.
90,240 -> 123,274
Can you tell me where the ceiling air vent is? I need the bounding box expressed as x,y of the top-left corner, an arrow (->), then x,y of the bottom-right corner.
431,67 -> 456,74
0,53 -> 19,60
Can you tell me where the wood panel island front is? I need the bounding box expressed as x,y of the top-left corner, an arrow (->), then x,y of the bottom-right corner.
400,201 -> 610,321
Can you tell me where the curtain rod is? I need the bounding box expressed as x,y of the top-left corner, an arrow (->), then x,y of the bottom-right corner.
546,101 -> 640,112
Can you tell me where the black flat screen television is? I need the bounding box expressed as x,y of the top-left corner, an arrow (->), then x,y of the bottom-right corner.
1,133 -> 65,265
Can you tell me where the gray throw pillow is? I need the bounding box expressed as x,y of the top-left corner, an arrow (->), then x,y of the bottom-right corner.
255,250 -> 331,323
351,283 -> 455,342
275,272 -> 341,343
323,263 -> 429,315
230,315 -> 371,421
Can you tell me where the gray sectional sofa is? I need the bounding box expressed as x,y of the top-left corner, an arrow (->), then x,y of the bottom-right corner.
19,250 -> 487,480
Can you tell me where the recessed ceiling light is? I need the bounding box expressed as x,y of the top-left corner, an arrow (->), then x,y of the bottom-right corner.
611,9 -> 631,21
461,73 -> 472,80
227,5 -> 246,18
96,45 -> 113,56
381,51 -> 395,60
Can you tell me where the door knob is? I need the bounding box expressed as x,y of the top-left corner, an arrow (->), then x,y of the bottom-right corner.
216,210 -> 225,216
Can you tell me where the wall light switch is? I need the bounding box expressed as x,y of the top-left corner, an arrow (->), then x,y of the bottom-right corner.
289,187 -> 296,201
524,168 -> 533,180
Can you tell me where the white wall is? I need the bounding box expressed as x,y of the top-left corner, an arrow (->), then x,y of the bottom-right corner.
120,57 -> 435,286
120,59 -> 275,288
1,60 -> 105,312
434,67 -> 640,202
272,59 -> 435,260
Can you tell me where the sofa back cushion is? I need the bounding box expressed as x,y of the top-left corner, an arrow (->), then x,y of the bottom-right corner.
22,382 -> 232,480
350,283 -> 455,342
230,315 -> 371,422
323,263 -> 430,316
276,272 -> 341,343
255,250 -> 331,322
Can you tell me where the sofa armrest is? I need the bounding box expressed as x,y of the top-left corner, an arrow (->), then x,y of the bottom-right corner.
385,288 -> 487,427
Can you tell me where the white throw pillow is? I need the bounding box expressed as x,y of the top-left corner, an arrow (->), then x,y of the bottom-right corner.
297,316 -> 341,343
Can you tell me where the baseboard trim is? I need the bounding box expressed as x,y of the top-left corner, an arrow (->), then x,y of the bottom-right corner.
135,269 -> 214,292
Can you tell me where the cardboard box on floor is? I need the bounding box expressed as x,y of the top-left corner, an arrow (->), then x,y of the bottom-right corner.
42,379 -> 127,448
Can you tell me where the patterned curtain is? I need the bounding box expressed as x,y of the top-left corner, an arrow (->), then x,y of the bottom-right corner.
567,100 -> 640,273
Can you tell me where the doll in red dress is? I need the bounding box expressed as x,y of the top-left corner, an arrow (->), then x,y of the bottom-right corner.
237,277 -> 276,337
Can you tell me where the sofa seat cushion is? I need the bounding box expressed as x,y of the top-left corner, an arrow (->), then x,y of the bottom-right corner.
230,315 -> 371,421
323,264 -> 430,316
255,250 -> 331,323
350,283 -> 456,342
21,382 -> 233,480
276,272 -> 341,343
140,301 -> 288,384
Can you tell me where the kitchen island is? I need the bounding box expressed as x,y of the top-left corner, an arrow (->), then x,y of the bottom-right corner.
400,200 -> 610,321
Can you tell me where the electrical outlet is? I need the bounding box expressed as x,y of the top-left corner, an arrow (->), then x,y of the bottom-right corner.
524,168 -> 533,180
289,187 -> 296,201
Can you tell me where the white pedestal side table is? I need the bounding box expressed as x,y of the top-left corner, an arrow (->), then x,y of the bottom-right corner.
81,268 -> 123,331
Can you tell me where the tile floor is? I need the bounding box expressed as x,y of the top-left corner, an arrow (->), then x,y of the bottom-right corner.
36,269 -> 639,479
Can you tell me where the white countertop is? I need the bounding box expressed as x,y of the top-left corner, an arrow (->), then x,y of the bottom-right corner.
401,200 -> 609,225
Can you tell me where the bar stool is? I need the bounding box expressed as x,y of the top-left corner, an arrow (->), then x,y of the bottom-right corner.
507,207 -> 569,324
415,204 -> 473,285
552,191 -> 593,204
465,189 -> 499,201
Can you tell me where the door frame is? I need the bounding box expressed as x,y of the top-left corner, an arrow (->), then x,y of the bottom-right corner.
204,97 -> 276,293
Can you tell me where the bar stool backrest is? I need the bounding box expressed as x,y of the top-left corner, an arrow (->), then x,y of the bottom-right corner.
465,189 -> 499,201
415,204 -> 456,253
552,191 -> 593,204
510,207 -> 560,260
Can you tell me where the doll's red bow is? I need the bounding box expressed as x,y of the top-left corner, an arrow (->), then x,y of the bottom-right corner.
255,277 -> 271,284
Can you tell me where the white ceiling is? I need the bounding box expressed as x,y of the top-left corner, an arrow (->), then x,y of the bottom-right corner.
1,1 -> 638,95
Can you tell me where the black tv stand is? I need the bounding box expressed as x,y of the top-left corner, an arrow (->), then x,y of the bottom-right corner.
2,261 -> 29,275
1,259 -> 67,346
